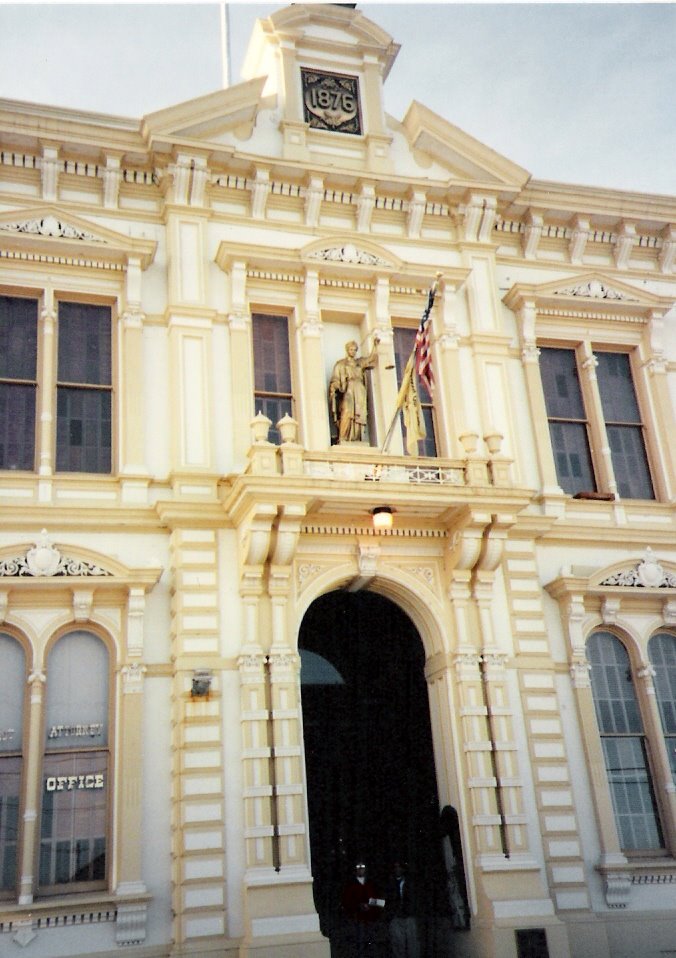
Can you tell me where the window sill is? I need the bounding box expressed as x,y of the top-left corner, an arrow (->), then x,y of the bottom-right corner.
0,889 -> 151,946
596,858 -> 676,908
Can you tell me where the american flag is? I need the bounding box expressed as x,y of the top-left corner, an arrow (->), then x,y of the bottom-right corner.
414,283 -> 436,395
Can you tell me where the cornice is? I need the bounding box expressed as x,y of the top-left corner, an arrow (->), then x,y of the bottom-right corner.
513,178 -> 676,227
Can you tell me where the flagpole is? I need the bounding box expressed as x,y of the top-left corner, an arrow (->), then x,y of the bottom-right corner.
379,275 -> 441,455
380,351 -> 416,454
219,3 -> 231,89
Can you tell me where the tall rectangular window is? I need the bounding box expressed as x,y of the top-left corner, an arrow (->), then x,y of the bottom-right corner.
648,633 -> 676,782
540,346 -> 653,499
595,352 -> 653,499
0,634 -> 25,898
588,631 -> 663,852
0,296 -> 38,471
56,302 -> 112,473
252,313 -> 293,445
393,327 -> 437,457
40,631 -> 109,894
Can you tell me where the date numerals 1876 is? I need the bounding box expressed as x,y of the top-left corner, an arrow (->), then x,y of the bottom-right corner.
301,70 -> 362,135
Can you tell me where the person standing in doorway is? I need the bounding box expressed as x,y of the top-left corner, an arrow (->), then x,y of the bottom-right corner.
384,861 -> 420,958
341,861 -> 381,957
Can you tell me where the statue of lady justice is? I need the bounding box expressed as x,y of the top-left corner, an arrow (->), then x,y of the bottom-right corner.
329,336 -> 380,444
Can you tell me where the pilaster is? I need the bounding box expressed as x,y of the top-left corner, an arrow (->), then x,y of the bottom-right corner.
169,527 -> 227,945
503,538 -> 591,912
17,671 -> 46,905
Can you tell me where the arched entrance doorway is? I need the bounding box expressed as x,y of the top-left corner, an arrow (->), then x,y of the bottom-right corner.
299,589 -> 461,955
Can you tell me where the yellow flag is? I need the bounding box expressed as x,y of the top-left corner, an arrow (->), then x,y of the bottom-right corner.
395,355 -> 426,455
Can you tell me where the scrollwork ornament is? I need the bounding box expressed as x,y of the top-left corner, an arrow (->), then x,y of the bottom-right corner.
0,530 -> 113,578
600,548 -> 676,589
556,280 -> 636,302
0,214 -> 100,242
307,244 -> 390,267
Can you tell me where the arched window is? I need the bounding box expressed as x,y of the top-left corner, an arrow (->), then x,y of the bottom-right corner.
0,633 -> 25,897
648,632 -> 676,782
587,630 -> 663,851
39,631 -> 110,893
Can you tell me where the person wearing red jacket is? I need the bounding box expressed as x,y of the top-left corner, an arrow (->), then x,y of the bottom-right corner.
341,862 -> 381,957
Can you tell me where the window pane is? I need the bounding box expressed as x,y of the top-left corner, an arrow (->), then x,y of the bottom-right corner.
547,421 -> 595,495
45,632 -> 109,750
540,348 -> 586,419
57,303 -> 111,385
596,352 -> 641,423
0,757 -> 21,893
0,634 -> 25,753
606,425 -> 654,500
39,752 -> 108,888
601,737 -> 663,850
56,387 -> 111,473
0,635 -> 24,896
252,314 -> 291,395
0,296 -> 37,380
588,631 -> 663,851
588,632 -> 641,733
596,352 -> 653,499
649,633 -> 676,780
0,383 -> 36,471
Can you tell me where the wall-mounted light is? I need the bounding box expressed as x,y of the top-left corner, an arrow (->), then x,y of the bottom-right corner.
372,506 -> 394,531
191,669 -> 213,699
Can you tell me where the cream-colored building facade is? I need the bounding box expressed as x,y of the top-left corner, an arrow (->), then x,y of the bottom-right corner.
1,6 -> 676,958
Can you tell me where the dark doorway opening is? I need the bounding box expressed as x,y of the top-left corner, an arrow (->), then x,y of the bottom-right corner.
299,590 -> 463,956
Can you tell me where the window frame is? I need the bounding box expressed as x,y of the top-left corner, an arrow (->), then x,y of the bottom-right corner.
37,626 -> 114,897
54,297 -> 115,476
0,288 -> 117,478
586,628 -> 666,856
251,310 -> 295,446
0,628 -> 29,902
392,324 -> 438,458
547,553 -> 676,907
539,341 -> 656,501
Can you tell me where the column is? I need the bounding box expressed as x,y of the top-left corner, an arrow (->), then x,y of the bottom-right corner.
119,256 -> 149,503
17,671 -> 46,904
296,268 -> 328,450
514,297 -> 562,497
37,290 -> 56,503
435,280 -> 464,457
228,259 -> 254,465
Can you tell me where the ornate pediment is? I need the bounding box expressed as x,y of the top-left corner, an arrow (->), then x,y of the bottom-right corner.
0,205 -> 156,269
504,270 -> 671,320
554,279 -> 638,302
0,530 -> 112,578
598,548 -> 676,590
0,531 -> 163,599
301,237 -> 401,271
0,212 -> 101,243
306,244 -> 391,267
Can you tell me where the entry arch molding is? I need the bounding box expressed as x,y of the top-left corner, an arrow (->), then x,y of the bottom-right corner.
293,549 -> 452,662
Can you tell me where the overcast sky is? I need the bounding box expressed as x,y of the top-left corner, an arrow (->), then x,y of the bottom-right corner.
0,2 -> 674,197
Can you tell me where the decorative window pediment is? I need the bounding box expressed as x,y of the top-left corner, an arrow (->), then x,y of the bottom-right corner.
504,270 -> 671,321
0,530 -> 161,590
547,547 -> 676,600
0,205 -> 156,270
301,237 -> 400,271
596,548 -> 676,591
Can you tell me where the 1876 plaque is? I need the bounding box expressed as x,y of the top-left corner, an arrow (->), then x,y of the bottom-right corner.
301,69 -> 362,136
